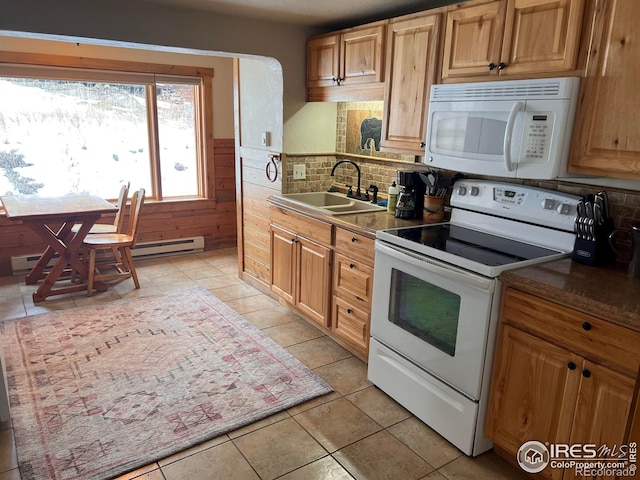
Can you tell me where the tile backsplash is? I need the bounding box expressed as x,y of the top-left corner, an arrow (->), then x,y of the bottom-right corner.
336,102 -> 414,163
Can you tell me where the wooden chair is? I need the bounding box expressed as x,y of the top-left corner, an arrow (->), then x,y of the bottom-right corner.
72,182 -> 130,235
83,188 -> 145,296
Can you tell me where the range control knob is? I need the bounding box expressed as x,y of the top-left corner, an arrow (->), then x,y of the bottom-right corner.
542,198 -> 556,210
457,186 -> 467,196
470,186 -> 480,196
557,203 -> 573,215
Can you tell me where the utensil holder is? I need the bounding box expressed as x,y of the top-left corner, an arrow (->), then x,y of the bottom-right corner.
423,195 -> 445,223
572,218 -> 615,266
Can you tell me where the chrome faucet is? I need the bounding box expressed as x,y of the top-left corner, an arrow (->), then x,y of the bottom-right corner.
330,159 -> 362,199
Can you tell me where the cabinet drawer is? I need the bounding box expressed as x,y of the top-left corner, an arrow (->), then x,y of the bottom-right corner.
501,287 -> 640,376
270,206 -> 332,246
334,227 -> 375,263
334,253 -> 373,306
332,296 -> 370,354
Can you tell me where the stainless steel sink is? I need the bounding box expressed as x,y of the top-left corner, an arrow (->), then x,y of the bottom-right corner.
281,192 -> 386,215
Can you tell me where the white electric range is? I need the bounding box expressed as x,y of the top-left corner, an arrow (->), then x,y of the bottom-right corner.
368,179 -> 579,456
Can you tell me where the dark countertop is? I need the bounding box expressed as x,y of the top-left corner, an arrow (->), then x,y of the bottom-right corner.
500,258 -> 640,332
267,195 -> 427,238
269,194 -> 640,332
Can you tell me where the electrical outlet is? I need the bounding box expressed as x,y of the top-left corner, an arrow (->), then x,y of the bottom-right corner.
293,164 -> 306,180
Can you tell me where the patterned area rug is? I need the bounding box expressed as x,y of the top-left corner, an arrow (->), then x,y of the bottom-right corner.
2,288 -> 332,480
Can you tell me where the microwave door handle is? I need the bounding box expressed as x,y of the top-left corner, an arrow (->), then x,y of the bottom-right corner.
503,101 -> 524,172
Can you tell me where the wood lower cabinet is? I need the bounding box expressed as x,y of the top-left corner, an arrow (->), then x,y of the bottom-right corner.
270,208 -> 332,327
487,286 -> 637,480
441,0 -> 585,81
380,11 -> 442,154
332,297 -> 370,355
297,237 -> 332,325
270,225 -> 296,304
564,362 -> 635,480
332,228 -> 375,357
269,205 -> 376,359
568,0 -> 640,179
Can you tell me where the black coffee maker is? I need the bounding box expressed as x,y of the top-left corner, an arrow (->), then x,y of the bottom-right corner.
394,171 -> 426,219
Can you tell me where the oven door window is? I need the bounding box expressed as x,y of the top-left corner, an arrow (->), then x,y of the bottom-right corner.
388,268 -> 461,356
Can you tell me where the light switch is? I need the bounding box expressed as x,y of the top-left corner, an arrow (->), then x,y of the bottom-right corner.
293,164 -> 306,180
261,131 -> 271,147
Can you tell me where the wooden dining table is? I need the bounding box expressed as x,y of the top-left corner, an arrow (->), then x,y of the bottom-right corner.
1,194 -> 118,302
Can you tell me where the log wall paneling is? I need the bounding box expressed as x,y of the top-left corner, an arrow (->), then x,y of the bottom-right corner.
0,138 -> 236,275
236,146 -> 282,288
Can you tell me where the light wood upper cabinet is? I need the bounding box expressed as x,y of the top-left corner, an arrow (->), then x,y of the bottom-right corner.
441,1 -> 506,79
568,0 -> 640,179
502,0 -> 585,76
340,25 -> 386,86
307,34 -> 340,88
442,0 -> 585,80
307,22 -> 387,101
381,12 -> 442,154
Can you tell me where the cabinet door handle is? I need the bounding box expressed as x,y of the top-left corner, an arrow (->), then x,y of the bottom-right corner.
347,308 -> 353,314
582,321 -> 592,331
351,237 -> 357,243
567,362 -> 577,370
498,62 -> 507,70
349,263 -> 355,269
582,369 -> 591,378
488,62 -> 496,70
420,142 -> 426,148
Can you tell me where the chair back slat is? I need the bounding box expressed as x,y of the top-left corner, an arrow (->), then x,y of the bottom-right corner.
113,182 -> 130,233
127,188 -> 145,248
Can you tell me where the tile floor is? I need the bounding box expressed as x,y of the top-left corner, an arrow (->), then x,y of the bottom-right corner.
0,248 -> 531,480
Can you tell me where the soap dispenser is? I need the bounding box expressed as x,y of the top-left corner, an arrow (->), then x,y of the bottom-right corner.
387,181 -> 399,214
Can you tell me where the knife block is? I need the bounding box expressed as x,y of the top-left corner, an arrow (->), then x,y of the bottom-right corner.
572,218 -> 615,266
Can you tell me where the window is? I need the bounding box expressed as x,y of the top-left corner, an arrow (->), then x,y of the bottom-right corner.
0,59 -> 211,201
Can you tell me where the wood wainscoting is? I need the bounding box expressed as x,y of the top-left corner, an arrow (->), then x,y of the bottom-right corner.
235,146 -> 282,291
0,138 -> 237,276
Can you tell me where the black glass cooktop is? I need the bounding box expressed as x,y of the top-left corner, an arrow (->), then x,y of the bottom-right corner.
385,224 -> 561,267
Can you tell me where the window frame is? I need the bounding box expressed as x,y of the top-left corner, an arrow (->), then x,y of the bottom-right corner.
0,51 -> 214,202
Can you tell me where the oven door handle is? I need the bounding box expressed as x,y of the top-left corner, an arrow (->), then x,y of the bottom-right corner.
376,242 -> 494,292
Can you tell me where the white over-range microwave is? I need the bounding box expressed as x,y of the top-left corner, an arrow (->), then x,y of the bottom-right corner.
424,77 -> 580,179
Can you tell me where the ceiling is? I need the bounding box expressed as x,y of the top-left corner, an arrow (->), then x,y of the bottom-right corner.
139,0 -> 456,29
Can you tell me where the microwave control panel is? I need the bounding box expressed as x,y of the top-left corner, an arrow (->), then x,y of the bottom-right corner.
451,180 -> 580,231
521,112 -> 554,163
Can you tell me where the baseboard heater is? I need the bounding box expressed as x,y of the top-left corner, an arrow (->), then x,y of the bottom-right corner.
10,236 -> 205,275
